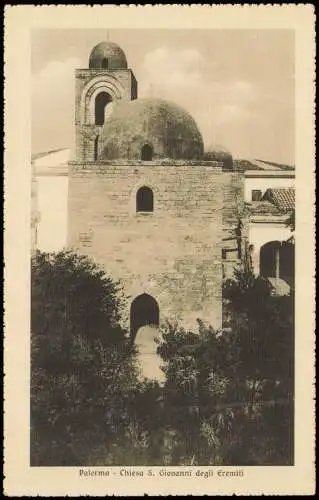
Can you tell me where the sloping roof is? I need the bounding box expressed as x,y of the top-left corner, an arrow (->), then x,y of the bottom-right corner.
32,148 -> 69,161
263,188 -> 295,212
253,159 -> 295,171
236,158 -> 295,172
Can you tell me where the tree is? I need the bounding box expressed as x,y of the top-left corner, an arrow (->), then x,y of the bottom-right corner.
156,321 -> 240,465
31,250 -> 139,466
153,266 -> 294,465
222,267 -> 294,464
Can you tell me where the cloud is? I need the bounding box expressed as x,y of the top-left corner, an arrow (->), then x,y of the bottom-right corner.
137,47 -> 263,155
32,57 -> 80,99
217,103 -> 253,124
32,58 -> 80,152
139,47 -> 206,94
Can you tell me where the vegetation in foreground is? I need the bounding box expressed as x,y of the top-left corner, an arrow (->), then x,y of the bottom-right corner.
31,251 -> 294,466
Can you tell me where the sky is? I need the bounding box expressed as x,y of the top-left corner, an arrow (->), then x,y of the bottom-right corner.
31,29 -> 295,164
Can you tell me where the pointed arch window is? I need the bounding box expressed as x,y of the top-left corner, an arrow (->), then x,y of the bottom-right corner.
101,57 -> 109,69
136,186 -> 154,213
141,144 -> 153,161
95,91 -> 112,126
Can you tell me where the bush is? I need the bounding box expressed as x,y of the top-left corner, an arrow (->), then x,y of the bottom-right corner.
31,250 -> 139,466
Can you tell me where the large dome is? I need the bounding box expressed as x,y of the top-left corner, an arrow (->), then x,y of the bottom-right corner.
89,41 -> 128,70
98,98 -> 204,161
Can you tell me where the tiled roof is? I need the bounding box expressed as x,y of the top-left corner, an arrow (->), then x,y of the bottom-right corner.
245,200 -> 282,216
262,188 -> 295,212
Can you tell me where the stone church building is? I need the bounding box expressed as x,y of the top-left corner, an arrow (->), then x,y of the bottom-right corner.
67,40 -> 248,337
31,40 -> 294,378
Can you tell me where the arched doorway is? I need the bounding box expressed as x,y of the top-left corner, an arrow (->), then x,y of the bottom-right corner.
130,293 -> 159,340
141,144 -> 153,161
95,91 -> 112,126
130,294 -> 163,381
260,241 -> 281,278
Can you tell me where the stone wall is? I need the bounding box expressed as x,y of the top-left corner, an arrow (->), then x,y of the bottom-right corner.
222,169 -> 246,279
68,161 -> 229,331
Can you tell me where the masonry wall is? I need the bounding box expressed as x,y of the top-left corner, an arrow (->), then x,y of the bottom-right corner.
222,169 -> 246,279
68,162 -> 226,331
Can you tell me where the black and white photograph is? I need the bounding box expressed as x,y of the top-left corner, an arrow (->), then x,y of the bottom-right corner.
4,5 -> 315,497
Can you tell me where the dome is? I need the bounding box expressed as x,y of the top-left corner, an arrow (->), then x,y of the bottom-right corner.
89,41 -> 128,70
204,144 -> 233,169
98,98 -> 204,161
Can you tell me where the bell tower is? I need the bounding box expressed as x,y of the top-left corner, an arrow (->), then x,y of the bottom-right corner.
75,41 -> 138,161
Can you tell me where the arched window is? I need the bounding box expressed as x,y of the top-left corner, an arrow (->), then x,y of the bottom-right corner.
101,57 -> 109,69
141,144 -> 153,161
130,293 -> 159,340
136,186 -> 153,213
95,91 -> 112,126
94,136 -> 99,161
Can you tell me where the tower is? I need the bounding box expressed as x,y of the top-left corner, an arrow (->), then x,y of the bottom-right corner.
75,41 -> 138,162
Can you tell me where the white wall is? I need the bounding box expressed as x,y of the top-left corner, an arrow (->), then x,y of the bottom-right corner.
37,176 -> 69,252
244,176 -> 294,202
249,222 -> 292,274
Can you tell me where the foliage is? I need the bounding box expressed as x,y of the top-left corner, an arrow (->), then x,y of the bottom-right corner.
31,250 -> 139,466
151,267 -> 294,465
31,251 -> 294,466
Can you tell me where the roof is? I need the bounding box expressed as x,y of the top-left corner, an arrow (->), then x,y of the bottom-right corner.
89,41 -> 127,70
237,158 -> 295,172
32,147 -> 72,176
244,169 -> 295,179
254,159 -> 295,171
204,144 -> 233,168
31,148 -> 69,161
263,188 -> 295,212
99,98 -> 204,161
245,200 -> 283,216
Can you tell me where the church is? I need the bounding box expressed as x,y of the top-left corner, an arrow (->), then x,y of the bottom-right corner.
32,40 -> 295,372
67,39 -> 250,335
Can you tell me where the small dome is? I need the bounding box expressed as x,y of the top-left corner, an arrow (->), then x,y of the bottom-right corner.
99,98 -> 204,161
204,144 -> 233,169
89,41 -> 128,70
